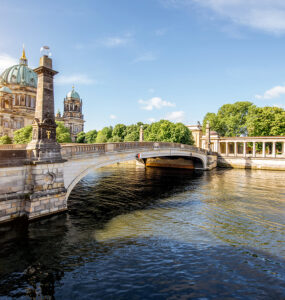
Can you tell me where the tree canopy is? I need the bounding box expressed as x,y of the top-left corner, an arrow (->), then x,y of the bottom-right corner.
144,120 -> 194,145
13,122 -> 72,144
203,102 -> 285,137
0,135 -> 12,145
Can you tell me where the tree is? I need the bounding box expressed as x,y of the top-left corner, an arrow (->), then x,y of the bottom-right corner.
144,120 -> 193,145
13,125 -> 33,144
202,101 -> 253,136
112,124 -> 127,142
56,121 -> 72,143
76,131 -> 86,143
13,122 -> 72,144
246,106 -> 285,136
124,124 -> 140,142
85,130 -> 97,143
0,135 -> 12,144
96,126 -> 113,143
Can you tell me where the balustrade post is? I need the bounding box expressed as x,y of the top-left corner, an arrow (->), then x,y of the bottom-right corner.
262,142 -> 266,158
272,141 -> 276,158
283,142 -> 285,156
234,142 -> 237,157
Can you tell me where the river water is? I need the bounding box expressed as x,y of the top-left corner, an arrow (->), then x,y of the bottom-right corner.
0,165 -> 285,299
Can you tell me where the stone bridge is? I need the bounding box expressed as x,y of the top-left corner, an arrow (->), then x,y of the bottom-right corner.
0,142 -> 215,224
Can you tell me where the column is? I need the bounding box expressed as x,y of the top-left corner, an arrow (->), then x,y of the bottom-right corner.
253,142 -> 256,158
272,142 -> 276,158
243,142 -> 246,157
226,141 -> 229,156
234,142 -> 237,157
139,125 -> 144,142
262,142 -> 266,158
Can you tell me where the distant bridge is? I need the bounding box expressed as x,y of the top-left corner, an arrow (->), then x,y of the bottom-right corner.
0,142 -> 216,224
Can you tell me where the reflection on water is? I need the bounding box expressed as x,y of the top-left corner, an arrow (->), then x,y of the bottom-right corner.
0,166 -> 285,299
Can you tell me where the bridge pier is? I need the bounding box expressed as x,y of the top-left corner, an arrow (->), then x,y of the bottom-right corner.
25,162 -> 67,220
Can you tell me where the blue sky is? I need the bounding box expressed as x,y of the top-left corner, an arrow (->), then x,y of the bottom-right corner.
0,0 -> 285,131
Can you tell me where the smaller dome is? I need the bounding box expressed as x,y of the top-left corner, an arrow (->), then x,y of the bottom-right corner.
0,86 -> 12,94
67,87 -> 80,99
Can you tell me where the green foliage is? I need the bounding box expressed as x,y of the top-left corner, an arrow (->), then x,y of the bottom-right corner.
0,135 -> 12,144
13,122 -> 72,144
246,106 -> 285,136
108,135 -> 122,142
203,101 -> 254,136
76,131 -> 86,143
124,124 -> 140,142
96,126 -> 113,143
56,121 -> 72,143
13,125 -> 32,144
112,124 -> 127,142
144,120 -> 193,145
85,130 -> 98,143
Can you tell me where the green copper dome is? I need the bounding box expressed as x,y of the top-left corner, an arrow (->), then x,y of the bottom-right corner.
0,86 -> 12,94
67,87 -> 80,99
0,50 -> 37,88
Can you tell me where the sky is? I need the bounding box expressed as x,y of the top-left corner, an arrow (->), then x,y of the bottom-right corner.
0,0 -> 285,131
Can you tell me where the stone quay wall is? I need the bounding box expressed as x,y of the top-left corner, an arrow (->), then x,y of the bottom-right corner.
218,156 -> 285,170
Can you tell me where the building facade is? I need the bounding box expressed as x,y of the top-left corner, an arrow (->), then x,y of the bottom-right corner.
0,49 -> 85,141
0,49 -> 37,138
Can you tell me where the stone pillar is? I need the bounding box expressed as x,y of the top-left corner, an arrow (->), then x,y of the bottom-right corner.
262,142 -> 266,158
225,141 -> 229,156
205,121 -> 211,151
24,50 -> 67,221
139,125 -> 144,142
243,142 -> 246,157
234,142 -> 237,157
27,54 -> 62,162
272,141 -> 276,158
253,142 -> 256,158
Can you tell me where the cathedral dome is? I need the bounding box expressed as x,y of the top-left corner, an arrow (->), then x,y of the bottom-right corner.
67,87 -> 80,99
0,49 -> 37,88
0,86 -> 12,94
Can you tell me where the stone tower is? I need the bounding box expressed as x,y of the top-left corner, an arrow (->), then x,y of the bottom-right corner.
56,86 -> 84,142
27,54 -> 62,162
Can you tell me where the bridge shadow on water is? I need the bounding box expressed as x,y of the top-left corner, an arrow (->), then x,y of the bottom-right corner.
0,166 -> 284,299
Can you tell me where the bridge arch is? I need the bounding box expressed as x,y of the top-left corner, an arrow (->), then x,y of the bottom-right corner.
64,150 -> 208,201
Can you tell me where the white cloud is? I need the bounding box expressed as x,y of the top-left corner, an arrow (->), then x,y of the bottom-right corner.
161,0 -> 285,34
101,37 -> 130,47
148,118 -> 156,123
56,74 -> 96,85
155,28 -> 167,36
0,54 -> 17,73
138,97 -> 175,110
165,111 -> 185,122
134,52 -> 157,63
110,114 -> 117,119
255,85 -> 285,99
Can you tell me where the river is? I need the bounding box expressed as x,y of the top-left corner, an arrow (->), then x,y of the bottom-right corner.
0,165 -> 284,299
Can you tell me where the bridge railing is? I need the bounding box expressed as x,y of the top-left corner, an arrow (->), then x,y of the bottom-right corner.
59,142 -> 208,158
0,142 -> 208,163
